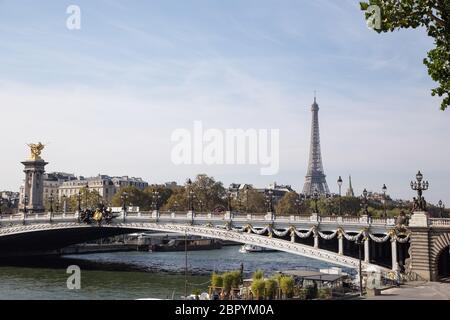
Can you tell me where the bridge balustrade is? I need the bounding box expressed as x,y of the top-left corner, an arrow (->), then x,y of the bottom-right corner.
429,218 -> 450,227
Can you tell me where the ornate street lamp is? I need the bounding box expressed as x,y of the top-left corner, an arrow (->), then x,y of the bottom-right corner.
77,191 -> 82,212
186,178 -> 194,211
152,190 -> 161,211
382,184 -> 387,218
361,188 -> 369,216
85,183 -> 89,209
62,195 -> 67,214
121,192 -> 128,212
410,170 -> 429,211
267,190 -> 275,220
312,188 -> 319,214
337,176 -> 343,216
438,200 -> 445,218
49,193 -> 54,214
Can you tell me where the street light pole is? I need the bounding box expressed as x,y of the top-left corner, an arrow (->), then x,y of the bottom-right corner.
410,170 -> 429,211
337,176 -> 343,216
382,184 -> 387,218
312,188 -> 319,215
356,238 -> 364,296
438,200 -> 445,218
77,192 -> 82,212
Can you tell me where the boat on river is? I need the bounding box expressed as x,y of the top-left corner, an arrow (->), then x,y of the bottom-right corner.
239,244 -> 276,253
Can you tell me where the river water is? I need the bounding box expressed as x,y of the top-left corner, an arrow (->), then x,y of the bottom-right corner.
0,246 -> 343,300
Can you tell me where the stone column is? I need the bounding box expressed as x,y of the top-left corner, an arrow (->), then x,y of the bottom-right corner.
408,211 -> 432,280
364,237 -> 370,263
291,231 -> 296,243
20,159 -> 48,214
338,234 -> 344,255
391,238 -> 398,271
314,230 -> 319,249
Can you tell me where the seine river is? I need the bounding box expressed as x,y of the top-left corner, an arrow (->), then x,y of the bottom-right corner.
0,246 -> 342,300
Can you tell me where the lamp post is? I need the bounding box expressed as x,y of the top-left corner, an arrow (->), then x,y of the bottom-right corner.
198,200 -> 204,213
265,190 -> 274,220
186,178 -> 194,211
337,176 -> 343,216
312,188 -> 319,215
49,193 -> 54,214
410,170 -> 429,211
121,192 -> 128,222
77,192 -> 82,212
355,237 -> 364,296
382,184 -> 387,218
361,189 -> 369,221
62,195 -> 67,214
152,190 -> 161,211
438,200 -> 445,218
85,183 -> 89,209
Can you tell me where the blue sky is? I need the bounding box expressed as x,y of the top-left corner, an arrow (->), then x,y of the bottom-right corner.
1,0 -> 449,204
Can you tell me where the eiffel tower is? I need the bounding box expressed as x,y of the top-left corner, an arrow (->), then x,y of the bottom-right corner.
302,96 -> 330,196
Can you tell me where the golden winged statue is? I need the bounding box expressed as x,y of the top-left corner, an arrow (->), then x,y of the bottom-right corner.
27,142 -> 45,160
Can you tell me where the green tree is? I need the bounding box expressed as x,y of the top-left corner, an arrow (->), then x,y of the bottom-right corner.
245,189 -> 267,213
163,175 -> 227,212
264,279 -> 278,299
190,174 -> 227,211
361,0 -> 450,110
316,196 -> 361,216
142,185 -> 173,210
110,186 -> 144,208
211,272 -> 224,289
222,272 -> 234,296
68,187 -> 103,210
251,279 -> 266,300
162,187 -> 188,211
276,192 -> 310,216
279,276 -> 295,299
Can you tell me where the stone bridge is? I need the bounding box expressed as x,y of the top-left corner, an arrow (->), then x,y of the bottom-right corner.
1,210 -> 449,281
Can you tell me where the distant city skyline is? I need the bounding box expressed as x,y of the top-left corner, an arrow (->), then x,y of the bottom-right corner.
1,1 -> 449,205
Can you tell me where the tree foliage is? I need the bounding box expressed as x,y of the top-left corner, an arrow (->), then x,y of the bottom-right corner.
276,192 -> 311,215
361,0 -> 450,110
251,279 -> 266,300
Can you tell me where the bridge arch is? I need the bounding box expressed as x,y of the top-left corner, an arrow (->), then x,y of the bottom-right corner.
0,222 -> 391,273
431,232 -> 450,281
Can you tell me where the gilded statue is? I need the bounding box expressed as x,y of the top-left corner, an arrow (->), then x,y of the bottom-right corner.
27,142 -> 45,160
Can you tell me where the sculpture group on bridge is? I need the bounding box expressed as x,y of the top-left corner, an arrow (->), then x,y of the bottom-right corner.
79,204 -> 118,226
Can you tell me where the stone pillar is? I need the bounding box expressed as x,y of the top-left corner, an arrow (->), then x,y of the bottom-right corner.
314,232 -> 319,249
408,211 -> 432,280
364,238 -> 370,263
338,234 -> 344,255
291,231 -> 296,243
20,159 -> 48,213
391,238 -> 398,271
